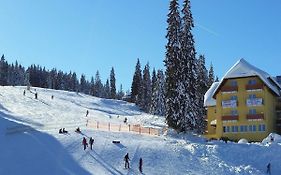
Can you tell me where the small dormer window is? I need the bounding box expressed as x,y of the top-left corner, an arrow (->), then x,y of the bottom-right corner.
231,80 -> 237,87
248,79 -> 257,85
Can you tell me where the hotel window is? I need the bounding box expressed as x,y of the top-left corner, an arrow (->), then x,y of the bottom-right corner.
232,126 -> 238,132
253,125 -> 256,131
248,79 -> 257,85
231,80 -> 237,87
226,126 -> 230,132
231,110 -> 238,116
249,109 -> 256,115
258,124 -> 266,132
249,125 -> 253,132
240,125 -> 248,132
231,96 -> 237,100
249,94 -> 256,99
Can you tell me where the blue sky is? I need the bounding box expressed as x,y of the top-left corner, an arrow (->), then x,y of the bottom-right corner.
0,0 -> 281,91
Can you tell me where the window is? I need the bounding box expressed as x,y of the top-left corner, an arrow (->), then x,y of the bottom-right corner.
226,126 -> 230,132
223,126 -> 226,133
231,126 -> 235,132
232,126 -> 238,132
249,109 -> 257,115
248,79 -> 257,85
231,80 -> 237,87
253,125 -> 256,131
249,125 -> 253,132
231,96 -> 238,100
231,110 -> 238,116
258,124 -> 266,132
240,125 -> 248,132
249,94 -> 256,99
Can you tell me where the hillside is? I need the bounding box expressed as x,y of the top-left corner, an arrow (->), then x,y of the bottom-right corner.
0,86 -> 280,175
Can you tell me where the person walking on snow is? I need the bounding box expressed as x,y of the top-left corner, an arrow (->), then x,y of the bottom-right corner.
267,163 -> 271,175
82,137 -> 88,150
86,110 -> 89,117
124,153 -> 130,169
139,157 -> 143,173
89,137 -> 94,150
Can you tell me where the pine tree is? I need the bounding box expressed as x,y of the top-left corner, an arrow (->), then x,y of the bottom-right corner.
150,69 -> 166,116
195,55 -> 209,133
110,67 -> 116,99
0,54 -> 9,86
141,63 -> 152,112
164,0 -> 181,130
117,84 -> 125,100
104,79 -> 110,98
208,63 -> 215,88
131,59 -> 143,104
94,71 -> 103,97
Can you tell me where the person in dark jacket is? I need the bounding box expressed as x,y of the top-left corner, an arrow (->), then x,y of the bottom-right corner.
267,163 -> 271,175
89,137 -> 94,150
86,110 -> 89,117
139,157 -> 143,173
124,153 -> 130,169
82,137 -> 88,150
35,92 -> 38,99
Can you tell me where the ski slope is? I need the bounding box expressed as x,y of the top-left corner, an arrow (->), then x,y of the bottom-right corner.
0,86 -> 280,175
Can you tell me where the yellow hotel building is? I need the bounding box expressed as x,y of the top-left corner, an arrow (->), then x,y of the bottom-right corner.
204,59 -> 281,141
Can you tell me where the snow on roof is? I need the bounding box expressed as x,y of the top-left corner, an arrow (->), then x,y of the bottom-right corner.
213,58 -> 281,97
204,82 -> 219,107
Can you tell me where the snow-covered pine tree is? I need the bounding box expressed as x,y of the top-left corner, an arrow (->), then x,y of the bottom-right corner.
177,0 -> 200,131
131,58 -> 143,104
151,68 -> 157,95
195,55 -> 209,133
79,74 -> 87,93
104,79 -> 110,99
141,63 -> 152,112
151,69 -> 166,116
164,0 -> 182,130
0,54 -> 9,86
117,84 -> 125,100
94,71 -> 103,97
110,67 -> 116,99
208,63 -> 215,88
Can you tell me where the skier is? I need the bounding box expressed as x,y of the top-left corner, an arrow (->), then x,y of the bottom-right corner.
139,157 -> 143,173
75,127 -> 81,133
51,95 -> 54,99
82,137 -> 88,150
35,92 -> 38,99
59,128 -> 63,134
23,90 -> 26,96
86,110 -> 89,117
124,153 -> 130,169
267,163 -> 271,175
89,137 -> 94,150
62,128 -> 68,133
124,117 -> 128,124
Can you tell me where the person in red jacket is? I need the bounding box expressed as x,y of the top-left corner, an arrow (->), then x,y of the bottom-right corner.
82,137 -> 88,150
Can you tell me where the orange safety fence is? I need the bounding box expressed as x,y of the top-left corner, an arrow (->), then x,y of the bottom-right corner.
86,120 -> 164,136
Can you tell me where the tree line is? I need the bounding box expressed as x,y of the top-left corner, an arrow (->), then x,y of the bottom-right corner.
0,54 -> 124,100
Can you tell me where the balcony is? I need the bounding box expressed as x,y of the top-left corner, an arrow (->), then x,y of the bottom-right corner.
222,115 -> 238,121
246,114 -> 264,120
276,105 -> 281,112
222,100 -> 237,108
246,98 -> 263,106
221,86 -> 238,92
246,83 -> 264,90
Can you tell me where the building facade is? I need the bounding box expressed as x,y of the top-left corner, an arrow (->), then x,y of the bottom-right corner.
204,59 -> 281,141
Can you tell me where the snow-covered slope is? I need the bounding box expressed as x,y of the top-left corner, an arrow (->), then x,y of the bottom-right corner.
0,86 -> 281,175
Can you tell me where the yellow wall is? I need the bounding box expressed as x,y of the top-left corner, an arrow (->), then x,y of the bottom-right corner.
205,76 -> 279,142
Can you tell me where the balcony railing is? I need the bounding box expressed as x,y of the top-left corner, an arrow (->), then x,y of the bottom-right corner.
221,86 -> 238,92
276,105 -> 281,111
222,100 -> 237,108
246,114 -> 264,120
221,115 -> 239,121
246,83 -> 264,90
246,98 -> 263,106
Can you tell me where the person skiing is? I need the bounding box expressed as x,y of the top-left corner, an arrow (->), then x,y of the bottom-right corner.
23,90 -> 26,96
267,163 -> 271,174
82,137 -> 88,150
139,157 -> 143,173
89,137 -> 94,150
59,128 -> 63,134
62,128 -> 68,133
86,110 -> 89,117
124,153 -> 130,169
75,127 -> 81,133
35,92 -> 38,99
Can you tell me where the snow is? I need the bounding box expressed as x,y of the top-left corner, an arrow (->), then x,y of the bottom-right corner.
204,82 -> 219,107
0,86 -> 281,174
238,138 -> 248,144
213,58 -> 281,97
